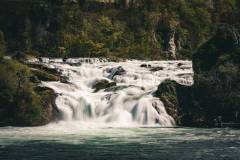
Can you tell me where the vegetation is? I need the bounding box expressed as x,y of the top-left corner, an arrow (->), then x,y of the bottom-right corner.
0,30 -> 58,126
1,0 -> 238,59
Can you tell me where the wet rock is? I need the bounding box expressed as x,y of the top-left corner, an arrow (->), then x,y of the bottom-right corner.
60,76 -> 69,83
30,68 -> 60,82
63,58 -> 67,62
92,79 -> 116,92
140,64 -> 151,68
108,66 -> 126,79
150,66 -> 164,72
155,80 -> 180,124
177,63 -> 183,67
27,63 -> 60,75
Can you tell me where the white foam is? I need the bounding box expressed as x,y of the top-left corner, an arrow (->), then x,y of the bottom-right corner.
31,58 -> 194,128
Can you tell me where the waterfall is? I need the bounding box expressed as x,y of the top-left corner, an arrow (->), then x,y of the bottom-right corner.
30,58 -> 193,128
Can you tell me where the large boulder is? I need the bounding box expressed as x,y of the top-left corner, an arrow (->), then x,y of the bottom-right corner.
156,80 -> 206,127
155,80 -> 180,124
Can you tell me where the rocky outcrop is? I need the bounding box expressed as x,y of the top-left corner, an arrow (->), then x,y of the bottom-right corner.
191,24 -> 240,125
156,79 -> 207,127
158,24 -> 240,127
30,68 -> 60,82
155,80 -> 180,124
34,86 -> 59,125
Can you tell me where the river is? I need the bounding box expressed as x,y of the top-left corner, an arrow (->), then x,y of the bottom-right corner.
0,126 -> 239,160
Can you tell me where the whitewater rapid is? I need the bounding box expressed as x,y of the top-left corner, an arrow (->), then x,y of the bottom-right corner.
28,58 -> 193,128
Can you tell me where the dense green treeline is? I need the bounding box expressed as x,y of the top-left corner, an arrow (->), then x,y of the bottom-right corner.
0,0 -> 239,59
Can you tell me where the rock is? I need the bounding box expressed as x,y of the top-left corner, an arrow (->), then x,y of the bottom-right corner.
104,85 -> 144,92
29,75 -> 41,83
27,63 -> 60,75
181,24 -> 240,127
34,86 -> 59,124
92,79 -> 117,92
156,80 -> 179,123
108,66 -> 126,79
150,66 -> 164,72
60,76 -> 69,83
140,64 -> 151,68
63,58 -> 67,62
68,62 -> 82,66
30,68 -> 60,82
177,63 -> 183,67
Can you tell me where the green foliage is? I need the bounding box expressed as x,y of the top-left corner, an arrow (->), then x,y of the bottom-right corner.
1,0 -> 237,59
0,30 -> 6,59
0,60 -> 55,126
183,24 -> 240,126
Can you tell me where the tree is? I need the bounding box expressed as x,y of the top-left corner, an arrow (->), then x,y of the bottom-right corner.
0,30 -> 6,59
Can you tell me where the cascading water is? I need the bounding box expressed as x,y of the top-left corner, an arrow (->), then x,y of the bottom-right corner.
28,58 -> 193,128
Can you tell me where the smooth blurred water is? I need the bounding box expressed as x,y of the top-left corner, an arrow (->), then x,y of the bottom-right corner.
0,126 -> 239,160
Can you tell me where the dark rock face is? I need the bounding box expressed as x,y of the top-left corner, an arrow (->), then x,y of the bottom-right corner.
155,80 -> 180,124
191,24 -> 240,125
34,86 -> 59,125
156,80 -> 207,127
92,79 -> 116,92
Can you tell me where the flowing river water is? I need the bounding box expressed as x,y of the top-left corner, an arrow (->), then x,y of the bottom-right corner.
0,58 -> 239,160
